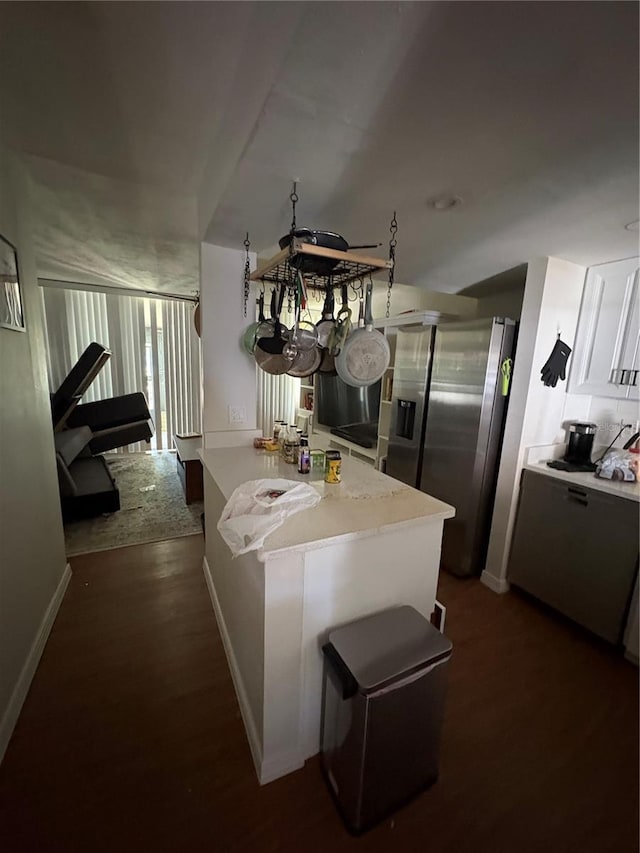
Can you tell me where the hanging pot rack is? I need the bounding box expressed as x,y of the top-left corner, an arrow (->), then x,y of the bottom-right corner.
249,239 -> 392,289
243,183 -> 398,321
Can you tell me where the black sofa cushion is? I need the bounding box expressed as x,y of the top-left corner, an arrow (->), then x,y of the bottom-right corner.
60,456 -> 120,522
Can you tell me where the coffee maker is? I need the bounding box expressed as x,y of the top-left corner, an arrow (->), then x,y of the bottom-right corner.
548,422 -> 598,472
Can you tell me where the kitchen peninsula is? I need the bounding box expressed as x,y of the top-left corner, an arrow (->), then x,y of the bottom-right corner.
200,445 -> 455,785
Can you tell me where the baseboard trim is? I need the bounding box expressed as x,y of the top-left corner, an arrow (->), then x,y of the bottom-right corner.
0,562 -> 72,764
480,571 -> 511,594
259,751 -> 305,785
202,556 -> 264,781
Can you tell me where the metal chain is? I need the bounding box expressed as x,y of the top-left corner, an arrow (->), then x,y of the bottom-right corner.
290,182 -> 298,233
387,211 -> 397,318
243,233 -> 251,317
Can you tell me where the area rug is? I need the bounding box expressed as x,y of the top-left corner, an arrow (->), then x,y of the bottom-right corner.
64,451 -> 203,557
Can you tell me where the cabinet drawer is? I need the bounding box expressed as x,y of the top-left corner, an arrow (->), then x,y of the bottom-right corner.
508,470 -> 639,644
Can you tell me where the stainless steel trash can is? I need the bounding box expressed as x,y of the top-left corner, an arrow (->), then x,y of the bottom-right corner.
320,605 -> 452,833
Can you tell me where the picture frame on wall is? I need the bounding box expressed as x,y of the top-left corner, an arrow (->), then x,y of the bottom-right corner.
0,233 -> 25,332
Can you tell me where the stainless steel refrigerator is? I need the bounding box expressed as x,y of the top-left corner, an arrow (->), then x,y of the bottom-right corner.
386,317 -> 516,577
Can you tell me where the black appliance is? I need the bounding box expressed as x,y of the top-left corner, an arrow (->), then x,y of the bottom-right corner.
315,373 -> 381,449
548,422 -> 598,473
330,422 -> 378,449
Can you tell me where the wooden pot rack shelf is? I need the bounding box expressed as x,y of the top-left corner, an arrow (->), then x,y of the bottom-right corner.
249,238 -> 392,290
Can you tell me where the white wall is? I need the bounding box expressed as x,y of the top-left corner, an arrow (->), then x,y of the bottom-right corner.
0,150 -> 68,759
200,243 -> 261,448
587,396 -> 640,448
370,281 -> 478,320
459,265 -> 527,321
483,257 -> 587,592
472,284 -> 525,321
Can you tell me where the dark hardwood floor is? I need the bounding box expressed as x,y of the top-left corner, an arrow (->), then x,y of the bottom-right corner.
0,535 -> 637,853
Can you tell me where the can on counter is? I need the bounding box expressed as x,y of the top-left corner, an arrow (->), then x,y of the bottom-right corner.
309,449 -> 325,479
324,450 -> 342,484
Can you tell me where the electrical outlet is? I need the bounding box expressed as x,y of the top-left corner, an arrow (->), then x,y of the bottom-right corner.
228,405 -> 246,425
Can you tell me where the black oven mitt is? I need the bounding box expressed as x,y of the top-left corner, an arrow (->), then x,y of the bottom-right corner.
540,338 -> 571,387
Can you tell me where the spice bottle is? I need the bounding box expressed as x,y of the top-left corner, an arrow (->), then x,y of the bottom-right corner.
298,437 -> 311,474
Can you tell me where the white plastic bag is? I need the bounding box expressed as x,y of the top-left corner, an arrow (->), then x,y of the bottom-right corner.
595,449 -> 638,482
217,478 -> 321,557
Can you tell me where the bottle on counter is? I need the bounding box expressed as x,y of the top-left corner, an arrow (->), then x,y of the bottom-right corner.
284,425 -> 299,464
298,436 -> 311,474
288,424 -> 299,461
273,420 -> 284,442
278,423 -> 288,457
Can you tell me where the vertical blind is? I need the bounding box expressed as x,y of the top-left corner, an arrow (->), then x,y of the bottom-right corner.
41,285 -> 201,451
256,368 -> 300,435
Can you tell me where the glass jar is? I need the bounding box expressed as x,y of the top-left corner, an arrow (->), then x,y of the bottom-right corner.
283,425 -> 299,464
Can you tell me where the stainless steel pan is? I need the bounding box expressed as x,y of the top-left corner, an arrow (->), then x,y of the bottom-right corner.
242,292 -> 265,355
254,287 -> 291,375
285,287 -> 323,378
255,288 -> 289,342
335,281 -> 390,387
316,286 -> 336,349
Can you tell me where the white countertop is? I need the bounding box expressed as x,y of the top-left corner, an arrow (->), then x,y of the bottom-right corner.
523,460 -> 640,503
200,445 -> 455,555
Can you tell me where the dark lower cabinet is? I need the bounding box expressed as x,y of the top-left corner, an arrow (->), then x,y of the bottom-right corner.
508,469 -> 639,645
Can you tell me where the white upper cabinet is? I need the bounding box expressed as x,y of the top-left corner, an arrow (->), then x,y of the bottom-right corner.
568,258 -> 639,400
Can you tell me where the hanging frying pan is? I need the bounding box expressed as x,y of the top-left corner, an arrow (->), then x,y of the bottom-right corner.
286,344 -> 323,379
327,284 -> 352,356
255,288 -> 289,341
282,272 -> 318,357
316,285 -> 335,374
335,281 -> 390,387
278,229 -> 381,275
317,347 -> 337,375
284,286 -> 323,378
315,285 -> 336,349
254,286 -> 290,375
242,292 -> 265,355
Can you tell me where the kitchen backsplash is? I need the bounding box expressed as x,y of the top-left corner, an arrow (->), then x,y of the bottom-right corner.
588,397 -> 640,448
562,393 -> 639,446
550,393 -> 639,449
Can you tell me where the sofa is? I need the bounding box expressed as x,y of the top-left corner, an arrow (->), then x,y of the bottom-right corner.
51,342 -> 155,520
55,427 -> 120,521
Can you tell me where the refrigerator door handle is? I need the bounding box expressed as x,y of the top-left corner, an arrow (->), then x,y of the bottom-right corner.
472,320 -> 515,482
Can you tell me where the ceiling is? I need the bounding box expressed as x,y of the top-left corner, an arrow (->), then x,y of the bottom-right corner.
0,1 -> 638,295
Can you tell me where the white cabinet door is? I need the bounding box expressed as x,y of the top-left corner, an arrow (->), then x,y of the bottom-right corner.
568,257 -> 639,399
619,273 -> 639,401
